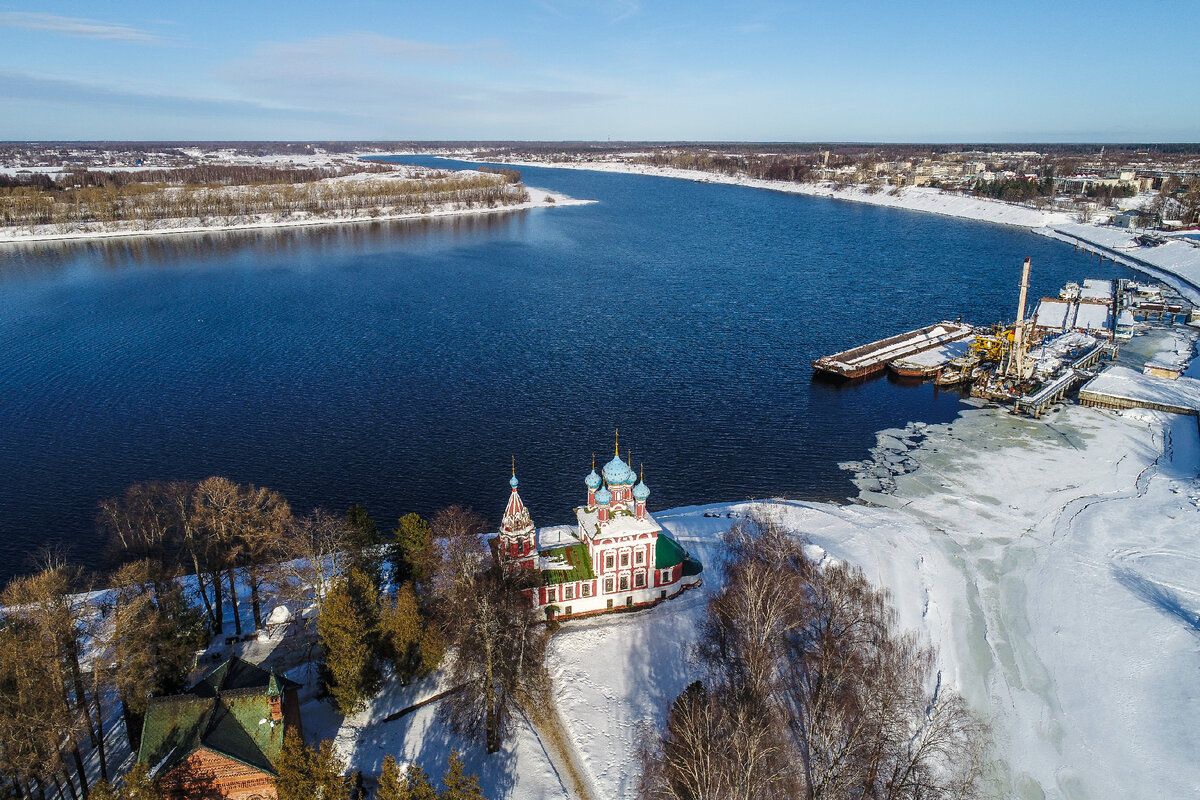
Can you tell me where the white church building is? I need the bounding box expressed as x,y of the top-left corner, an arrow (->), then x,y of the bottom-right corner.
492,434 -> 703,619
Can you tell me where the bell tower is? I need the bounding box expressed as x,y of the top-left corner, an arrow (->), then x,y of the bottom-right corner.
499,460 -> 538,568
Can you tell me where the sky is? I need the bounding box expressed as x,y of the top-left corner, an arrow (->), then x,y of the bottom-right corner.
0,0 -> 1196,142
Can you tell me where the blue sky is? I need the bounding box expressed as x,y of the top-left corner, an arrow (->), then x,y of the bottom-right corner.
0,0 -> 1195,142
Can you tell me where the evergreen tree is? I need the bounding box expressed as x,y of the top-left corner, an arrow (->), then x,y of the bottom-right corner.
277,731 -> 350,800
345,504 -> 384,588
376,755 -> 405,800
390,513 -> 432,586
120,763 -> 162,800
439,750 -> 486,800
380,583 -> 429,683
318,567 -> 382,713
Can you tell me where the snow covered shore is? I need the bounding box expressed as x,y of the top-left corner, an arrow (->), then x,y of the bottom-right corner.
301,333 -> 1200,800
475,157 -> 1200,304
0,186 -> 590,245
477,157 -> 1076,228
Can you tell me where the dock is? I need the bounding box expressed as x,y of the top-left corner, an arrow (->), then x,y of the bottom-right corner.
1078,366 -> 1200,416
812,321 -> 974,380
1014,343 -> 1118,417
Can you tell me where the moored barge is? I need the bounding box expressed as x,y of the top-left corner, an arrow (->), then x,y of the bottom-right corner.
812,321 -> 975,380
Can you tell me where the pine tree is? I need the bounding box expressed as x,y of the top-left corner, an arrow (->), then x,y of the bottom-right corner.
345,504 -> 384,588
403,764 -> 440,800
380,583 -> 426,682
390,513 -> 432,585
439,750 -> 486,800
275,729 -> 316,800
376,755 -> 405,800
318,567 -> 382,713
276,731 -> 350,800
121,763 -> 162,800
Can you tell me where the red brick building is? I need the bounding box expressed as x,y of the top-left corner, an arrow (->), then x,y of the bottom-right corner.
137,657 -> 302,800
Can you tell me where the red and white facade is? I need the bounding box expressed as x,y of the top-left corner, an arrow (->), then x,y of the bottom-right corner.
494,436 -> 702,620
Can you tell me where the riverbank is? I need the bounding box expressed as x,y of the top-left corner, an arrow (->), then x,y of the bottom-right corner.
464,156 -> 1076,228
532,325 -> 1200,800
0,185 -> 592,245
466,156 -> 1200,303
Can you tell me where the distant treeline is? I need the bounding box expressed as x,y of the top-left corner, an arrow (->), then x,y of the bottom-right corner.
0,172 -> 528,228
632,151 -> 819,182
0,162 -> 398,191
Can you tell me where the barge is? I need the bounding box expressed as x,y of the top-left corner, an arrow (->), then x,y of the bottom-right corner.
813,321 -> 975,380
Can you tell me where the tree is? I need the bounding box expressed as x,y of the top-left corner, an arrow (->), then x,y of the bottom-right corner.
376,756 -> 439,800
344,504 -> 384,588
1,563 -> 99,799
276,509 -> 350,613
390,513 -> 433,587
276,730 -> 350,800
640,512 -> 989,800
105,562 -> 208,751
318,567 -> 381,713
432,507 -> 547,754
439,750 -> 486,800
193,477 -> 291,634
380,583 -> 442,683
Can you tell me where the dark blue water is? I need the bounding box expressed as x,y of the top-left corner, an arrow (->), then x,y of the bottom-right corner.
0,158 -> 1137,580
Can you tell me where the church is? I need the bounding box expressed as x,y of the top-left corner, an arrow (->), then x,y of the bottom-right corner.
493,433 -> 703,619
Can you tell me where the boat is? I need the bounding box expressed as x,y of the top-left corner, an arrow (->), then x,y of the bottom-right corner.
812,321 -> 974,380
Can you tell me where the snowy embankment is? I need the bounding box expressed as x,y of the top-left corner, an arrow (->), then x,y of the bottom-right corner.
318,330 -> 1200,800
484,157 -> 1200,305
1040,223 -> 1200,304
487,158 -> 1075,228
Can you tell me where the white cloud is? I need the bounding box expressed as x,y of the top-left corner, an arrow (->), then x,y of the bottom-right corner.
0,11 -> 163,43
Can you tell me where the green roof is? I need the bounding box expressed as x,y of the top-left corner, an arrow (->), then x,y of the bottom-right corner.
138,657 -> 298,777
656,531 -> 703,575
539,543 -> 595,585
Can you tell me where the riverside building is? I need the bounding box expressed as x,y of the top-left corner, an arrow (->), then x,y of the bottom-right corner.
493,433 -> 703,619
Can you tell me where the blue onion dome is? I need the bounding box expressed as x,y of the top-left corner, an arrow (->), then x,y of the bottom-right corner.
510,474 -> 519,488
633,480 -> 650,501
602,455 -> 635,485
595,486 -> 612,505
585,469 -> 602,489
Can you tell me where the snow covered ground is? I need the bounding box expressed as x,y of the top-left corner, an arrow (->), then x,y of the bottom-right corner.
0,185 -> 590,245
1044,224 -> 1200,304
291,327 -> 1200,800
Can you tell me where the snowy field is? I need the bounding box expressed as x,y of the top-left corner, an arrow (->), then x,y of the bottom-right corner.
292,325 -> 1200,800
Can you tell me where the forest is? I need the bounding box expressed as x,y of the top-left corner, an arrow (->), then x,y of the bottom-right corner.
0,167 -> 527,230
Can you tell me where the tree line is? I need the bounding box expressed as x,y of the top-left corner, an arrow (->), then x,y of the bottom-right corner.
0,478 -> 547,800
638,513 -> 989,800
0,173 -> 528,229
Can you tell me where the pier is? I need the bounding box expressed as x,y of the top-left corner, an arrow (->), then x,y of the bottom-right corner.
812,321 -> 974,380
1078,366 -> 1200,417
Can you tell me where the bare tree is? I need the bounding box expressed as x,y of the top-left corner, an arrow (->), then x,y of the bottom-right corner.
274,509 -> 350,613
431,506 -> 548,754
642,511 -> 989,800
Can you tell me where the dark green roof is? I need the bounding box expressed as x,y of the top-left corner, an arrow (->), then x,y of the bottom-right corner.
539,543 -> 595,585
656,531 -> 703,575
138,657 -> 297,776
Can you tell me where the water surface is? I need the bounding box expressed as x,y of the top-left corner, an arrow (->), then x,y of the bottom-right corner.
0,158 -> 1136,579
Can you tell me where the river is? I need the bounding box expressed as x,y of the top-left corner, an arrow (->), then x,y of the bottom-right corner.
0,157 -> 1136,580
